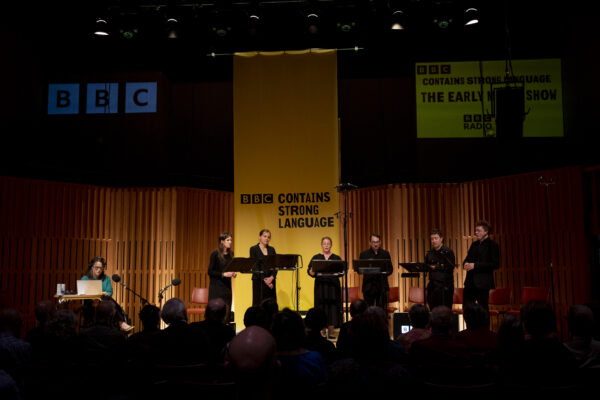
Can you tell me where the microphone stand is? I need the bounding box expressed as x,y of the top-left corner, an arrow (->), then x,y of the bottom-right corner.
157,279 -> 181,309
115,280 -> 150,306
539,176 -> 557,311
158,287 -> 169,309
335,183 -> 357,322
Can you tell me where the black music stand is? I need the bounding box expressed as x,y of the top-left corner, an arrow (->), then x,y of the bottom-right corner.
225,257 -> 259,274
399,262 -> 434,305
353,259 -> 393,275
265,254 -> 301,311
309,259 -> 347,276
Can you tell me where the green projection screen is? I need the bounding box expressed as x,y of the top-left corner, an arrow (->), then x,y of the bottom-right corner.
415,59 -> 563,138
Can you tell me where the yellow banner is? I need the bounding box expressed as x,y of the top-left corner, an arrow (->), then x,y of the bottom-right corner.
233,50 -> 340,329
416,58 -> 563,138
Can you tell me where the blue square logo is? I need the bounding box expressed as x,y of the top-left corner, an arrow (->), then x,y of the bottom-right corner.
125,82 -> 157,113
48,84 -> 80,114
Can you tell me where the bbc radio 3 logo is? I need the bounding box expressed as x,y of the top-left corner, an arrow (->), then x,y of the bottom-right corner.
241,193 -> 273,204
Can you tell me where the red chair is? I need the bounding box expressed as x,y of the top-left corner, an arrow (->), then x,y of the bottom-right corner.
453,287 -> 464,314
520,286 -> 549,304
387,287 -> 401,314
408,287 -> 424,305
506,287 -> 548,316
488,288 -> 512,317
187,288 -> 208,321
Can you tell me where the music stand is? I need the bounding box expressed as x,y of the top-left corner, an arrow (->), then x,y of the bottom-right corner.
265,254 -> 299,271
225,257 -> 259,274
353,259 -> 393,275
399,262 -> 434,305
309,260 -> 347,277
265,254 -> 302,312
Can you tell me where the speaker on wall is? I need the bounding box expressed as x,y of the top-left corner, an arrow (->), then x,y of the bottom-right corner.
495,86 -> 524,140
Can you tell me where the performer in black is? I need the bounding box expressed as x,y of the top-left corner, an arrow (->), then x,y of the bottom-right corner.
425,229 -> 456,309
463,220 -> 500,312
308,236 -> 342,338
250,229 -> 277,306
359,234 -> 392,309
208,232 -> 237,319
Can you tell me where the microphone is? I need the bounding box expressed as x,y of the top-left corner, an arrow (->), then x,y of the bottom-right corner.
158,278 -> 182,300
160,278 -> 181,291
111,274 -> 149,305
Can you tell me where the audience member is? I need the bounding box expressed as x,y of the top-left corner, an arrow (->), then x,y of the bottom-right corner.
0,308 -> 32,380
335,298 -> 368,355
509,300 -> 578,388
126,305 -> 161,368
226,326 -> 279,400
497,314 -> 525,376
77,300 -> 127,367
155,297 -> 212,366
457,303 -> 498,352
303,308 -> 335,364
260,298 -> 279,330
409,306 -> 471,384
328,306 -> 409,398
24,300 -> 55,353
396,304 -> 431,352
564,304 -> 600,368
271,308 -> 327,396
190,298 -> 235,362
0,346 -> 19,400
244,306 -> 268,329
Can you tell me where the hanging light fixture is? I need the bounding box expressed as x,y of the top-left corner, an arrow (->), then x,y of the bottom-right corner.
464,7 -> 479,26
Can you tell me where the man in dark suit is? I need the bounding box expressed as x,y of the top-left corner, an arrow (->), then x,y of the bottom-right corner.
463,221 -> 500,312
359,234 -> 392,309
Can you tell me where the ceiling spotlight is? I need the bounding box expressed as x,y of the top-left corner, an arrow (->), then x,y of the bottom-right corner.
391,10 -> 405,30
464,8 -> 479,26
337,21 -> 356,33
433,16 -> 453,29
306,13 -> 320,35
165,17 -> 179,39
94,18 -> 109,36
246,13 -> 262,38
213,25 -> 231,38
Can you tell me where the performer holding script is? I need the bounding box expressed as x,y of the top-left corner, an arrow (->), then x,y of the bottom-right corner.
463,221 -> 500,312
359,234 -> 392,309
308,236 -> 342,338
425,229 -> 456,309
250,229 -> 277,306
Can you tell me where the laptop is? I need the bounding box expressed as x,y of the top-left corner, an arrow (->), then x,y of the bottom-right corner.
76,279 -> 103,295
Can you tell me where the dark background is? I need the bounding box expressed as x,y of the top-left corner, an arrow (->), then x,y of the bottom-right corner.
1,0 -> 598,191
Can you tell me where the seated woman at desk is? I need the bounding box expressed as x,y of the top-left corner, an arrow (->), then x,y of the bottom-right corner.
308,236 -> 342,339
82,256 -> 133,332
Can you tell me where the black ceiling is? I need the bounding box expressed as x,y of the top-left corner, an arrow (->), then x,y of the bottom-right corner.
5,0 -> 576,79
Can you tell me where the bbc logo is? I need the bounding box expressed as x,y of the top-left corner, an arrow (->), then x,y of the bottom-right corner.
416,64 -> 451,75
464,114 -> 492,122
240,194 -> 273,204
47,82 -> 157,115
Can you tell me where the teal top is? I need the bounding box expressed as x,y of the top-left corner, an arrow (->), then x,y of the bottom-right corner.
81,274 -> 113,296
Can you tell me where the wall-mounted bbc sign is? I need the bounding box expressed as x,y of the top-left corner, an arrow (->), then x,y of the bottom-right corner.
47,82 -> 157,115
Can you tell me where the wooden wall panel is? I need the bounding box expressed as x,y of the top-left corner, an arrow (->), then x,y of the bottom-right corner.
0,166 -> 592,337
0,177 -> 233,332
339,166 -> 590,337
175,187 -> 233,322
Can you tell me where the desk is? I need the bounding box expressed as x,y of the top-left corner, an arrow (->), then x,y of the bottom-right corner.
55,294 -> 103,303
